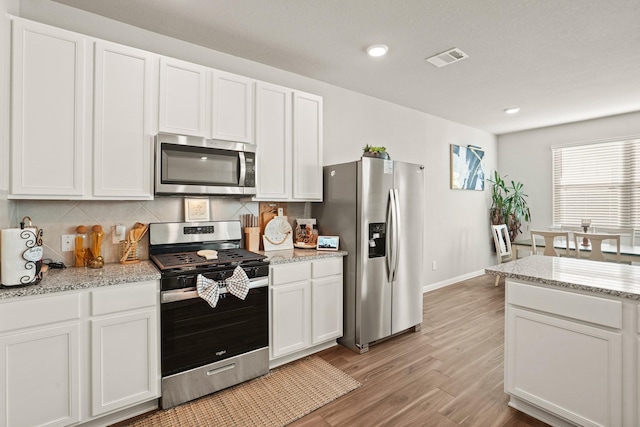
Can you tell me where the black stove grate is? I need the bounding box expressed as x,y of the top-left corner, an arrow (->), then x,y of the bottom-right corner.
151,248 -> 266,271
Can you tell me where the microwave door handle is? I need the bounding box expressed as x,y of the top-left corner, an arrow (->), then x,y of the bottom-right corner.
238,152 -> 247,186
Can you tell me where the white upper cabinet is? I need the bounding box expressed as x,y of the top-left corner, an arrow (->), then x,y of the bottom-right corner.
11,19 -> 88,197
159,61 -> 255,143
93,41 -> 156,199
158,57 -> 208,136
254,86 -> 324,201
255,82 -> 292,200
293,91 -> 323,201
211,70 -> 255,143
10,18 -> 156,200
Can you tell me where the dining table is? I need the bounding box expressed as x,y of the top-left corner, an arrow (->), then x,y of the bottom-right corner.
511,237 -> 640,264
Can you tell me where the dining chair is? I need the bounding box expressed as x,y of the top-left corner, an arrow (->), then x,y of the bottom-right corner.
530,230 -> 570,257
574,232 -> 621,262
594,227 -> 633,246
491,224 -> 513,286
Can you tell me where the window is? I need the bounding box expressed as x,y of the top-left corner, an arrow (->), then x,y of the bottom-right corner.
552,137 -> 640,229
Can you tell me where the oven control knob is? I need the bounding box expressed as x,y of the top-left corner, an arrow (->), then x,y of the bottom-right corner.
249,267 -> 260,278
216,272 -> 226,281
178,277 -> 187,287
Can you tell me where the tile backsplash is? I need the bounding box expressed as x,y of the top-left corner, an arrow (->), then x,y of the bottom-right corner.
10,197 -> 259,266
7,197 -> 311,266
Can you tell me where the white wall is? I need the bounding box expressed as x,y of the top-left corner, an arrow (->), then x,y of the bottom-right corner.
497,111 -> 640,232
4,0 -> 498,285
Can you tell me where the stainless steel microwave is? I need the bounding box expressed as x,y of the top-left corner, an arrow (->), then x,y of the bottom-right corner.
155,133 -> 256,196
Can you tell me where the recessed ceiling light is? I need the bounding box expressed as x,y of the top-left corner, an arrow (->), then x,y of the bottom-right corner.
504,107 -> 520,114
367,44 -> 388,57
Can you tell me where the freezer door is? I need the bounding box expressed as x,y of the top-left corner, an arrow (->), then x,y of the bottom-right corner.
391,161 -> 425,334
358,158 -> 394,345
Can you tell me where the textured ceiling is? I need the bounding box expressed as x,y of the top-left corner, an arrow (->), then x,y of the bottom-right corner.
51,0 -> 640,135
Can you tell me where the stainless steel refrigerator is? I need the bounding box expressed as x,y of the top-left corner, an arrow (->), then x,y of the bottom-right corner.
313,157 -> 425,353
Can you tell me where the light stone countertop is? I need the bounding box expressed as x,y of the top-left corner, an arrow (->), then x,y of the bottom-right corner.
0,261 -> 161,300
259,248 -> 347,265
485,255 -> 640,300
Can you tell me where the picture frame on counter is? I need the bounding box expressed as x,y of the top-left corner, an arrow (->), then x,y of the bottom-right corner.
184,198 -> 210,222
317,235 -> 339,251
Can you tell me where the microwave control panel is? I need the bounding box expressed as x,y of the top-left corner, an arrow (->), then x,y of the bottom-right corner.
245,153 -> 255,187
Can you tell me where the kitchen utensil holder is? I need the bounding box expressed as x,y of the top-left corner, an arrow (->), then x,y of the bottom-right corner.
244,227 -> 260,251
119,240 -> 139,264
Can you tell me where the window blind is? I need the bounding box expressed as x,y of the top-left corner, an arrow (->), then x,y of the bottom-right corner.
552,138 -> 640,229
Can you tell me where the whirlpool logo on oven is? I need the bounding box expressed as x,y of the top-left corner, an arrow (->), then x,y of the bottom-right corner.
215,350 -> 227,356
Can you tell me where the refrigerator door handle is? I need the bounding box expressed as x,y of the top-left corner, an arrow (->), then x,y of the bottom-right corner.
386,188 -> 394,282
392,188 -> 401,281
387,188 -> 400,283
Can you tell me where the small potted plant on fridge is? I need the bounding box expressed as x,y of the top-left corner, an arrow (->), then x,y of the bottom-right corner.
362,145 -> 390,159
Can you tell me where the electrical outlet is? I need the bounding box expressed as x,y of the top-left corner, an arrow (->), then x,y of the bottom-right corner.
432,261 -> 437,271
61,234 -> 75,252
112,225 -> 126,244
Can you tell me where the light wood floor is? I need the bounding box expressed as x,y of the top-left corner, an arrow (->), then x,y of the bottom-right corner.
291,274 -> 550,427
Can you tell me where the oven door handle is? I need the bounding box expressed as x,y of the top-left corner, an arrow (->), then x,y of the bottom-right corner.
161,277 -> 269,304
161,287 -> 198,303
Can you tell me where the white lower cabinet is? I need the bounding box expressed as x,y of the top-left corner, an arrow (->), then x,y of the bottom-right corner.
0,281 -> 159,427
271,280 -> 311,357
1,324 -> 81,427
90,282 -> 160,419
270,257 -> 343,366
505,280 -> 624,427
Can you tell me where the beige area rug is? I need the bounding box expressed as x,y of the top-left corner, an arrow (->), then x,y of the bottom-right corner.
122,356 -> 361,427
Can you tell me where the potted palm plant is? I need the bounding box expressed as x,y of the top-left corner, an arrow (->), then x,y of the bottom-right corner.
488,171 -> 531,242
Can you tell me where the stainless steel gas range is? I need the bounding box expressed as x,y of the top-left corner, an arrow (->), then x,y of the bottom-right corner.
149,221 -> 269,409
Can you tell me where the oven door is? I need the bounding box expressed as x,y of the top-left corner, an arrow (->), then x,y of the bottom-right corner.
160,278 -> 268,377
155,133 -> 256,196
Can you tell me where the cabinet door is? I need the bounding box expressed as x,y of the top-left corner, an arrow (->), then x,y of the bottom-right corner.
255,82 -> 292,200
91,309 -> 159,416
158,57 -> 208,136
93,41 -> 156,199
311,275 -> 343,344
292,91 -> 323,201
506,307 -> 622,427
271,281 -> 311,358
211,70 -> 254,143
0,324 -> 80,427
11,19 -> 88,197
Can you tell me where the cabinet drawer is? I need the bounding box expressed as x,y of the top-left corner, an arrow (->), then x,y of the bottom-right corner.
91,281 -> 158,316
507,280 -> 621,329
0,292 -> 81,332
271,262 -> 310,286
311,257 -> 342,279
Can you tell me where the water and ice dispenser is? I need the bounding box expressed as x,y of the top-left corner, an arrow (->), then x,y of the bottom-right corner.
368,222 -> 386,258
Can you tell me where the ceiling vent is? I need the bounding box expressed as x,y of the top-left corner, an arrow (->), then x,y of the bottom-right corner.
425,48 -> 469,68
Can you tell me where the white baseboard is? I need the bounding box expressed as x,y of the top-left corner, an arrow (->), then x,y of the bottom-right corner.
422,269 -> 485,293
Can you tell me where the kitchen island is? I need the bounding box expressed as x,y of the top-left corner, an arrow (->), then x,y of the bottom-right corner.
486,256 -> 640,427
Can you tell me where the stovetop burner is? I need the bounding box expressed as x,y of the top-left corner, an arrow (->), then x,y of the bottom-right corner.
151,248 -> 266,271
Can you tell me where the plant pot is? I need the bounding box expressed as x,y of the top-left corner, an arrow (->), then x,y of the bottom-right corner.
362,151 -> 390,160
